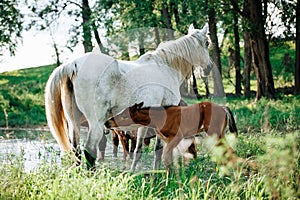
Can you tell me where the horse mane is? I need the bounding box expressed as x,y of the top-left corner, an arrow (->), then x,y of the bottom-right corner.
153,34 -> 204,79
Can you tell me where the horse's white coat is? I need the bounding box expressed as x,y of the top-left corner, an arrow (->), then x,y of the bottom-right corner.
45,24 -> 212,170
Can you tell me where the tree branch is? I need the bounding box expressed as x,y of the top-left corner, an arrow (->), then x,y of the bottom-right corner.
229,0 -> 248,18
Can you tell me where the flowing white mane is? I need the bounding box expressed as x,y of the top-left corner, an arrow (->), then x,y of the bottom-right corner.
152,33 -> 208,79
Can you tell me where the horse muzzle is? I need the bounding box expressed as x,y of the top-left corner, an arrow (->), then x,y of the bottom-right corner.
104,119 -> 116,129
202,63 -> 213,77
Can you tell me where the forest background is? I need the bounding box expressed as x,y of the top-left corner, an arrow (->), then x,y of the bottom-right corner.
1,0 -> 299,101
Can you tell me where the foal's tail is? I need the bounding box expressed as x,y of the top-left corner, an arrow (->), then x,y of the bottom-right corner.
45,63 -> 77,151
223,106 -> 238,135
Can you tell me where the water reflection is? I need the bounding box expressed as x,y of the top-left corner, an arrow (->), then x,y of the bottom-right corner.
0,130 -> 155,173
0,138 -> 61,172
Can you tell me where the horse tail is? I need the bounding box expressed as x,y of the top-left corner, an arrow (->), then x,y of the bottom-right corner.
223,106 -> 238,135
45,63 -> 77,151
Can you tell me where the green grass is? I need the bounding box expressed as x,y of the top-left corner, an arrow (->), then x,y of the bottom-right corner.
0,65 -> 55,127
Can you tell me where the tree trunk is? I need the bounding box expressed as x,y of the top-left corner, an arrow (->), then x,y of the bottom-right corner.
203,77 -> 210,98
192,70 -> 200,99
138,31 -> 145,55
242,0 -> 251,97
49,27 -> 61,67
92,22 -> 107,54
171,0 -> 180,27
233,11 -> 242,95
154,27 -> 161,47
295,0 -> 300,94
208,6 -> 225,97
247,0 -> 275,100
82,0 -> 93,52
243,31 -> 252,97
161,3 -> 174,40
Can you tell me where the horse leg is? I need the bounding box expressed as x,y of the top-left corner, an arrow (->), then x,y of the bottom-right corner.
187,140 -> 197,159
130,136 -> 136,159
112,130 -> 119,157
153,136 -> 163,170
70,113 -> 82,165
120,133 -> 130,162
84,121 -> 106,170
124,134 -> 132,169
98,132 -> 107,160
163,137 -> 183,186
162,134 -> 183,168
130,126 -> 148,172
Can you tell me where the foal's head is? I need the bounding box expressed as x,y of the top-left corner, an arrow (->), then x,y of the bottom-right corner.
104,102 -> 146,130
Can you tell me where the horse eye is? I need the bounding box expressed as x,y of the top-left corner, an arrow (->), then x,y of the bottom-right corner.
205,41 -> 210,47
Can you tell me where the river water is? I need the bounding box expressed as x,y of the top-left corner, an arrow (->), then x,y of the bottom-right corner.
0,129 -> 155,173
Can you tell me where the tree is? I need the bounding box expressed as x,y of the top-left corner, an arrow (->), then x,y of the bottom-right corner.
233,11 -> 242,96
230,0 -> 275,100
269,0 -> 298,94
96,0 -> 159,57
248,0 -> 275,100
295,0 -> 300,94
0,0 -> 23,56
29,0 -> 106,55
81,0 -> 93,52
242,0 -> 252,98
243,31 -> 252,97
207,0 -> 225,97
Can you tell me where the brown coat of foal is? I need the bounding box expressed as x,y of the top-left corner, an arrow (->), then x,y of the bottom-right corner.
105,101 -> 238,168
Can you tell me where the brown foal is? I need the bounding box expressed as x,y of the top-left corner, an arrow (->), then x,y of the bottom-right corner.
105,101 -> 238,169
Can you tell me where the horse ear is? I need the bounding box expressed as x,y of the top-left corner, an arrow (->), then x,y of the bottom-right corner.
136,102 -> 144,109
130,103 -> 139,113
201,23 -> 209,34
188,24 -> 195,35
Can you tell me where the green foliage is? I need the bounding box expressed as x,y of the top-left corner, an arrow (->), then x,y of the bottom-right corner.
220,40 -> 295,92
0,65 -> 55,127
257,134 -> 300,199
0,0 -> 23,55
270,41 -> 295,88
95,0 -> 209,58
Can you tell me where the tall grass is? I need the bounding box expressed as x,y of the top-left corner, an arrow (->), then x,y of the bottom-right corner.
0,131 -> 299,199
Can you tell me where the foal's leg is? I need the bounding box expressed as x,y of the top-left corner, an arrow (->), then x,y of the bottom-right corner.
119,133 -> 130,161
130,126 -> 148,172
153,136 -> 163,170
112,130 -> 119,157
163,136 -> 185,187
130,136 -> 136,159
162,134 -> 183,168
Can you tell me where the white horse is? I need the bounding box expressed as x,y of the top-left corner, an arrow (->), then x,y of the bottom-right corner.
45,24 -> 212,170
